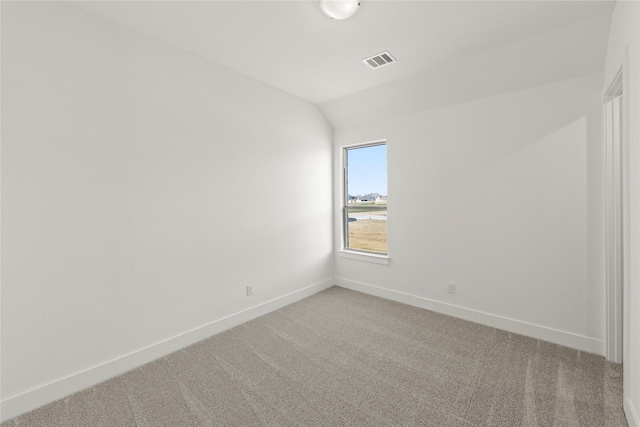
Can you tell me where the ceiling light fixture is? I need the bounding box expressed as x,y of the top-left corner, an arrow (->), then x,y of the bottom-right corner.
321,0 -> 360,20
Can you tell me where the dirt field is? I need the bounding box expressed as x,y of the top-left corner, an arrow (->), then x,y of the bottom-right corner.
348,219 -> 387,253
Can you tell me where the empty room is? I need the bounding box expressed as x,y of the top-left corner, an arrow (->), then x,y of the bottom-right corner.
1,0 -> 639,426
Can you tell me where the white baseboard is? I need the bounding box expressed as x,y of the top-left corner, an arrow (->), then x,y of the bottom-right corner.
335,277 -> 604,355
0,278 -> 333,423
626,397 -> 640,427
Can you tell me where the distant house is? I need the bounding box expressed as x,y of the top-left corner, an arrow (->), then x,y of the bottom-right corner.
375,196 -> 387,205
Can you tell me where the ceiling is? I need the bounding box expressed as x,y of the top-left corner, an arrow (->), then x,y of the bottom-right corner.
70,1 -> 615,105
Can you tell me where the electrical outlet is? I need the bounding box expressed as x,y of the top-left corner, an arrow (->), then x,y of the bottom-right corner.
246,284 -> 254,296
448,283 -> 456,294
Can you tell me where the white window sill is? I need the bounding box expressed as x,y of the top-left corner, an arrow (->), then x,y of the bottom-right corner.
337,250 -> 390,265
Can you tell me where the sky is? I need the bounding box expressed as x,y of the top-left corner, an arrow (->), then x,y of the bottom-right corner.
347,144 -> 387,196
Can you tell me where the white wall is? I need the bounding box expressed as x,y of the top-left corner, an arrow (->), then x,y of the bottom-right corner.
603,1 -> 640,425
333,72 -> 604,354
1,1 -> 333,421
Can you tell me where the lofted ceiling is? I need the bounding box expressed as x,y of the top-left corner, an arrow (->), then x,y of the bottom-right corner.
70,1 -> 615,105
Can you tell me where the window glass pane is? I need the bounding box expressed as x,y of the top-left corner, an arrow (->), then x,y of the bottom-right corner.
345,144 -> 387,254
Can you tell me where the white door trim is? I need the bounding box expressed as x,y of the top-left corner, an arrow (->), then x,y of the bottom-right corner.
604,60 -> 629,363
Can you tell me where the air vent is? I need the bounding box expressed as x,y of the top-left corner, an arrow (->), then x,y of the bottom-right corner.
362,51 -> 396,69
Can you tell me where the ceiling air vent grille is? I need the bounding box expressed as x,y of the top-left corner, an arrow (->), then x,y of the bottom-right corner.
362,51 -> 396,69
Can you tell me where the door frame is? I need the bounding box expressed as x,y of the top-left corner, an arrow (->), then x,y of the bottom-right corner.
604,62 -> 629,363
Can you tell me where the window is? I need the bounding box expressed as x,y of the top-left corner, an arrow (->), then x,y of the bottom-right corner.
343,142 -> 387,255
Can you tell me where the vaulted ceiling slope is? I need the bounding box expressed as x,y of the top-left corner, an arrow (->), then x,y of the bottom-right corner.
70,0 -> 615,112
320,12 -> 613,129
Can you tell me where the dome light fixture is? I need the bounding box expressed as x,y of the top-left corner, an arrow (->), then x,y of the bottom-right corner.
321,0 -> 360,20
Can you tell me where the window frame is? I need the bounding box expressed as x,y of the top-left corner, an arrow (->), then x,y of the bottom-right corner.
341,140 -> 389,260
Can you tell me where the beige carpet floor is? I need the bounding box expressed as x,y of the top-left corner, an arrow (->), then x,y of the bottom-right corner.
2,286 -> 628,426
